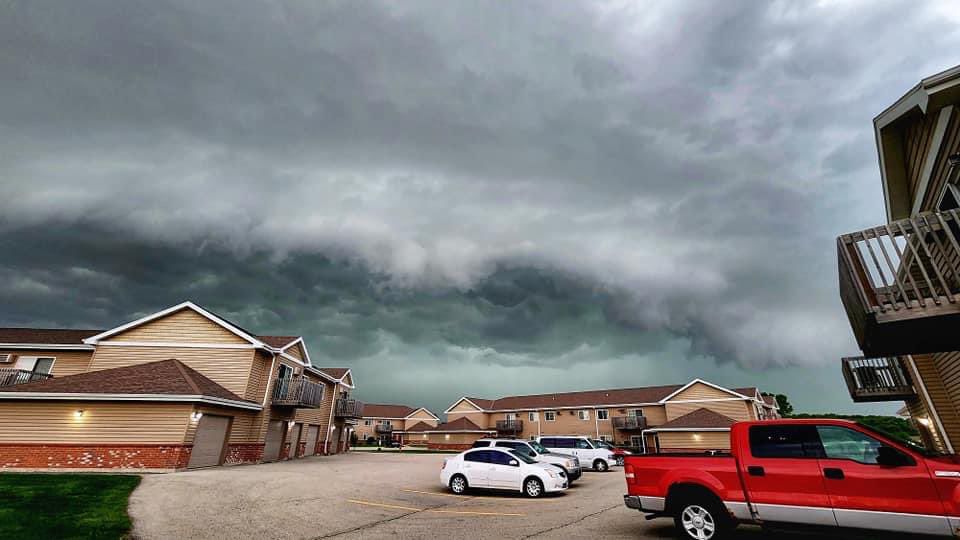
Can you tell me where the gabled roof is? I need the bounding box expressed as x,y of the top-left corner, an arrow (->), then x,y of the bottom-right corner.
658,379 -> 752,403
363,403 -> 417,418
0,358 -> 260,410
402,421 -> 435,432
258,335 -> 301,349
652,408 -> 737,430
407,417 -> 494,433
761,395 -> 778,408
0,328 -> 102,349
317,367 -> 354,388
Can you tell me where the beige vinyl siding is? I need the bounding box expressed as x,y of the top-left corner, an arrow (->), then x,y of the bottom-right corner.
919,108 -> 960,211
0,349 -> 93,378
105,308 -> 248,344
668,382 -> 735,402
665,400 -> 751,422
913,354 -> 960,449
88,346 -> 255,397
448,399 -> 483,413
293,374 -> 332,425
341,372 -> 353,387
658,431 -> 730,451
406,409 -> 437,422
284,343 -> 305,362
244,351 -> 274,403
902,111 -> 941,200
0,401 -> 191,443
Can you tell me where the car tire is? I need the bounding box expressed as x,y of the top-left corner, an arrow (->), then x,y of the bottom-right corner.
523,476 -> 545,498
593,459 -> 609,472
615,456 -> 625,466
672,497 -> 731,540
449,474 -> 468,495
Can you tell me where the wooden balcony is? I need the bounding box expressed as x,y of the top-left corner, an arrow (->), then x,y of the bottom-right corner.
271,376 -> 324,408
612,416 -> 648,431
335,398 -> 364,419
495,419 -> 523,433
838,211 -> 960,356
374,424 -> 393,434
0,369 -> 52,388
842,356 -> 917,403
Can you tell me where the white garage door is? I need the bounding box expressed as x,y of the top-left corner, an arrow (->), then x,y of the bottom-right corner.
188,415 -> 231,469
264,420 -> 285,462
304,425 -> 320,456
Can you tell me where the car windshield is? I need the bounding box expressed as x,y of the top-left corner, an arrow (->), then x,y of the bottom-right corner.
528,441 -> 548,454
509,450 -> 538,464
855,422 -> 944,458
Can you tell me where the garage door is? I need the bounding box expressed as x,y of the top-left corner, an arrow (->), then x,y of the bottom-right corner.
187,415 -> 231,469
304,425 -> 319,456
264,420 -> 285,462
288,423 -> 302,458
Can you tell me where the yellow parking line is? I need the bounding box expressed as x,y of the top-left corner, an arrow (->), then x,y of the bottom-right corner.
347,499 -> 526,517
401,489 -> 468,498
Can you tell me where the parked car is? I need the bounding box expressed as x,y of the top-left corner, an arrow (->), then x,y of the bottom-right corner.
472,438 -> 582,482
623,418 -> 960,539
441,447 -> 569,498
592,439 -> 632,466
537,435 -> 616,472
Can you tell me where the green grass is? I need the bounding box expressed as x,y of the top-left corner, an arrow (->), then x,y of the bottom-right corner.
0,473 -> 141,539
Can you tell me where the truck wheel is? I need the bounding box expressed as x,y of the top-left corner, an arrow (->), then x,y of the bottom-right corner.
673,499 -> 730,540
593,459 -> 609,472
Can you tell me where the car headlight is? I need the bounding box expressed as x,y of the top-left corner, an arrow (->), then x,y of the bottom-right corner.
547,470 -> 558,478
566,460 -> 575,468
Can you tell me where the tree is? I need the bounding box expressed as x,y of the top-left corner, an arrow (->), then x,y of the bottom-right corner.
763,392 -> 793,416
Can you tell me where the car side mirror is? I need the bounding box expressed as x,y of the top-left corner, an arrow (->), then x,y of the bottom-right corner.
876,446 -> 909,467
509,460 -> 519,467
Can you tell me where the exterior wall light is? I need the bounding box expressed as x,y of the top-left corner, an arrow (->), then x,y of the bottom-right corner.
74,409 -> 84,418
917,417 -> 932,427
288,420 -> 295,428
445,434 -> 450,440
191,412 -> 204,422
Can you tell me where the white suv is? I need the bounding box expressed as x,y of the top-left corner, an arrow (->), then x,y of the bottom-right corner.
471,439 -> 582,482
537,436 -> 616,472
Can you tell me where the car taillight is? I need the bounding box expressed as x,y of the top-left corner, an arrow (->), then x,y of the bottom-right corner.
624,464 -> 636,481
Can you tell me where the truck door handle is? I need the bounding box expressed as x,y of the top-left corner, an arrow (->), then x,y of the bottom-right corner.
824,468 -> 844,480
747,466 -> 765,477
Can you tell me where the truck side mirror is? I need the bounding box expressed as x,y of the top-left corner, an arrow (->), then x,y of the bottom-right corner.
876,446 -> 910,467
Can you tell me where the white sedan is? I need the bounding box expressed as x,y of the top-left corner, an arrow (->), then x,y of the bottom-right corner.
441,447 -> 569,498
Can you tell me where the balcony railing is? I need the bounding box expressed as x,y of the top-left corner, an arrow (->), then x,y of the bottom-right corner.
374,424 -> 393,434
271,376 -> 324,408
335,398 -> 364,419
838,211 -> 960,356
612,416 -> 648,431
495,419 -> 523,433
0,369 -> 53,388
842,356 -> 917,403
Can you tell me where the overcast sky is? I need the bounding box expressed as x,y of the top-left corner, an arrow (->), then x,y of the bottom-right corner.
2,0 -> 959,416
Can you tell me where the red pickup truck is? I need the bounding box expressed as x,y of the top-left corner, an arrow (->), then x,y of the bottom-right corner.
623,419 -> 960,539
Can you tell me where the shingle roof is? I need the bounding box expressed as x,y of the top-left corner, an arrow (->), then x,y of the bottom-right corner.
409,417 -> 493,432
318,367 -> 350,380
762,395 -> 777,407
655,408 -> 737,430
363,404 -> 417,418
465,384 -> 686,411
0,358 -> 255,406
0,328 -> 103,345
258,335 -> 301,349
403,421 -> 435,432
734,387 -> 759,398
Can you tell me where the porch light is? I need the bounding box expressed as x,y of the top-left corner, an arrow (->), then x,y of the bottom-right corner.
917,417 -> 932,427
692,433 -> 701,441
288,420 -> 295,428
74,409 -> 84,418
191,412 -> 203,422
445,434 -> 450,440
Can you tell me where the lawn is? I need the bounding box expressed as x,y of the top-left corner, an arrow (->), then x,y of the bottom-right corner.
0,473 -> 141,539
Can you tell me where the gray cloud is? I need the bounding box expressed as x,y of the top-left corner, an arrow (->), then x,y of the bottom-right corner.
2,0 -> 958,414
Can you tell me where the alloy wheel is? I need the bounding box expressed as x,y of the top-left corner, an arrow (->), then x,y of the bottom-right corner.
450,476 -> 466,494
525,478 -> 542,497
680,504 -> 715,540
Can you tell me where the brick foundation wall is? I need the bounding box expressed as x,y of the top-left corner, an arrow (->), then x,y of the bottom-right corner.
0,444 -> 191,470
225,443 -> 264,465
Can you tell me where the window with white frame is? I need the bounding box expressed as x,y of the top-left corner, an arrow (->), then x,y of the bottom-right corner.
528,411 -> 538,422
545,411 -> 557,421
578,409 -> 590,421
14,356 -> 55,375
628,408 -> 643,417
364,420 -> 372,426
505,412 -> 517,421
596,409 -> 609,420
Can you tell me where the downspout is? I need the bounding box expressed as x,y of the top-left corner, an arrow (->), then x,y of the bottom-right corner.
595,410 -> 599,439
323,383 -> 339,454
262,351 -> 278,408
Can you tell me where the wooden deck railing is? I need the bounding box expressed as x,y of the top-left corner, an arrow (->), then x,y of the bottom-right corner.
0,369 -> 52,388
374,424 -> 394,434
612,416 -> 648,430
841,356 -> 916,402
838,211 -> 960,355
495,419 -> 523,433
335,398 -> 364,418
272,376 -> 324,408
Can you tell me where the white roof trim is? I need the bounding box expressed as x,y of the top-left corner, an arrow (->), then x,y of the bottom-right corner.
443,397 -> 487,414
0,343 -> 95,351
281,337 -> 312,366
405,407 -> 440,421
642,427 -> 731,433
658,379 -> 751,403
83,301 -> 268,349
410,429 -> 497,434
302,366 -> 339,384
0,392 -> 263,410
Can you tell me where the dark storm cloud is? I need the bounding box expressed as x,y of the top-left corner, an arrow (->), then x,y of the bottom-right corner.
2,0 -> 959,414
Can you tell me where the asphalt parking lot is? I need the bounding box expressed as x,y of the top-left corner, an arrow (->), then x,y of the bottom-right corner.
130,452 -> 892,539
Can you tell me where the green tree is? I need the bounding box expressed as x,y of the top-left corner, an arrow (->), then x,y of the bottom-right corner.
763,392 -> 793,416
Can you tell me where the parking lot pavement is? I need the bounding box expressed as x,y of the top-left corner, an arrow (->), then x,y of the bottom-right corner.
130,452 -> 889,539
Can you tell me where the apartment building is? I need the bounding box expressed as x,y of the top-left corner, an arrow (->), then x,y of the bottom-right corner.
356,404 -> 439,445
0,301 -> 363,471
432,379 -> 778,451
837,64 -> 960,453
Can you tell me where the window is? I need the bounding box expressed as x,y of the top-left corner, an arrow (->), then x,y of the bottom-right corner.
545,411 -> 557,422
489,450 -> 517,466
627,408 -> 643,417
596,409 -> 609,420
816,426 -> 892,464
528,411 -> 538,422
599,435 -> 609,442
364,420 -> 372,426
497,441 -> 536,458
749,425 -> 821,458
380,420 -> 392,426
277,364 -> 293,380
578,410 -> 590,421
471,440 -> 490,448
464,450 -> 491,463
575,438 -> 593,449
630,435 -> 643,448
14,356 -> 55,375
541,437 -> 574,449
505,413 -> 517,421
